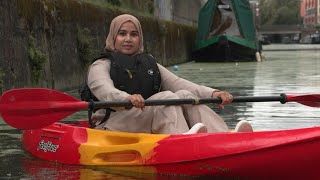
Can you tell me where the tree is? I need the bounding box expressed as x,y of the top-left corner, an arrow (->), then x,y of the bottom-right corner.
259,0 -> 301,25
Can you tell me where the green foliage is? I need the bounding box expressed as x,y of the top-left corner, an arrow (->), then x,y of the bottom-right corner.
259,0 -> 301,25
0,68 -> 4,80
80,0 -> 153,17
80,0 -> 121,7
77,27 -> 93,68
107,0 -> 121,6
147,0 -> 154,14
0,68 -> 4,94
273,6 -> 299,25
27,35 -> 47,84
159,23 -> 168,37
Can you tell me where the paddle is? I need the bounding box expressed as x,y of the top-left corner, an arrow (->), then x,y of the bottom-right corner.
0,88 -> 319,130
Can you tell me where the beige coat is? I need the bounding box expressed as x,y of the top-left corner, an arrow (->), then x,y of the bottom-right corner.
87,59 -> 229,134
87,14 -> 228,134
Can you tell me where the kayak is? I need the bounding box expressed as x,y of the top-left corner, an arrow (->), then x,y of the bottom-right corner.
22,120 -> 320,179
0,88 -> 318,179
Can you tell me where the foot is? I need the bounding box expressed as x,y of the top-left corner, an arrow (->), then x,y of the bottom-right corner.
184,123 -> 208,134
234,120 -> 253,132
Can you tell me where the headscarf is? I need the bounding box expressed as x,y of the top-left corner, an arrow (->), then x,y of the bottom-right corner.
105,14 -> 144,54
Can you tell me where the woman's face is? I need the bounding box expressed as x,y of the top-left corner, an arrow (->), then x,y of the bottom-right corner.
114,21 -> 140,55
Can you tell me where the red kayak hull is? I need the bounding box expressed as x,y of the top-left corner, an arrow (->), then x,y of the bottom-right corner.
22,121 -> 320,179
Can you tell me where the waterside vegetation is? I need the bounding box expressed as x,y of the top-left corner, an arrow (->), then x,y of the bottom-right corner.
27,35 -> 47,85
259,0 -> 301,26
77,27 -> 95,68
0,0 -> 196,91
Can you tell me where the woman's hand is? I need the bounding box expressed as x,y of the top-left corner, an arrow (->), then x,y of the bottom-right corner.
127,94 -> 145,110
211,91 -> 233,109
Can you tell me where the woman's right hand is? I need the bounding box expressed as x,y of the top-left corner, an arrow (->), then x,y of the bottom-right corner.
127,94 -> 145,109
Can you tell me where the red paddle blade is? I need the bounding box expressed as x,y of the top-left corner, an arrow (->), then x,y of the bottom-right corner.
0,88 -> 88,130
286,94 -> 320,107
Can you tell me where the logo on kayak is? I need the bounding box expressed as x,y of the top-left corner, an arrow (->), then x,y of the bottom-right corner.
37,140 -> 59,152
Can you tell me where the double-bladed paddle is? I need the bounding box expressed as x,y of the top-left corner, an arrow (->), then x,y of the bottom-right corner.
0,88 -> 319,130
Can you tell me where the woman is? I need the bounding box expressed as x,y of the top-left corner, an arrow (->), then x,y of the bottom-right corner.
87,14 -> 252,134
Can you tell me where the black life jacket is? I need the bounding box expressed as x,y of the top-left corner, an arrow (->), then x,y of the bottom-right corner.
78,51 -> 161,127
109,52 -> 161,99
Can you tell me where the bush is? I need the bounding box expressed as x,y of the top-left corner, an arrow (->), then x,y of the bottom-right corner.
77,27 -> 93,68
27,35 -> 47,84
0,68 -> 4,94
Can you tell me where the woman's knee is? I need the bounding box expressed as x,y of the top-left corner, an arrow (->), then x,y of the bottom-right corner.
149,91 -> 179,100
175,90 -> 197,99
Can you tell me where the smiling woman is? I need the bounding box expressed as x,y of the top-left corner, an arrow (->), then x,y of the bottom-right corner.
84,14 -> 247,135
114,22 -> 141,55
105,14 -> 143,55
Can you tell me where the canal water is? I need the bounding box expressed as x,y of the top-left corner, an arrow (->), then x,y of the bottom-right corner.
0,45 -> 320,179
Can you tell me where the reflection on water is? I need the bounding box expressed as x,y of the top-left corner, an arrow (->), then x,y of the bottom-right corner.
0,45 -> 320,179
20,159 -> 160,180
171,50 -> 320,130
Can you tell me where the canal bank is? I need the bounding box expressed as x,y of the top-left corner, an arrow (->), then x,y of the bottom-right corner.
0,0 -> 196,91
263,44 -> 320,51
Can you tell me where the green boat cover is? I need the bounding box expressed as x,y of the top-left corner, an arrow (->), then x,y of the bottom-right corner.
195,0 -> 257,47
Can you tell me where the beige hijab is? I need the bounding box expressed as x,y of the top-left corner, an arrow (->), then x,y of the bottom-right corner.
105,14 -> 144,54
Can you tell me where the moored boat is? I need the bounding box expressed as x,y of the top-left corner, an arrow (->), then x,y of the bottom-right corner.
22,120 -> 320,179
192,0 -> 261,62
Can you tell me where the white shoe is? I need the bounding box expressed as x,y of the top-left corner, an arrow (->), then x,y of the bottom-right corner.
184,123 -> 207,134
234,120 -> 253,132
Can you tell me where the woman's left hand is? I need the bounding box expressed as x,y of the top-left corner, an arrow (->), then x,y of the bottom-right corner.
211,91 -> 233,109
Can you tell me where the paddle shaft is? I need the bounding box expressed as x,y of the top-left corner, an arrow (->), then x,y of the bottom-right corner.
92,94 -> 287,110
